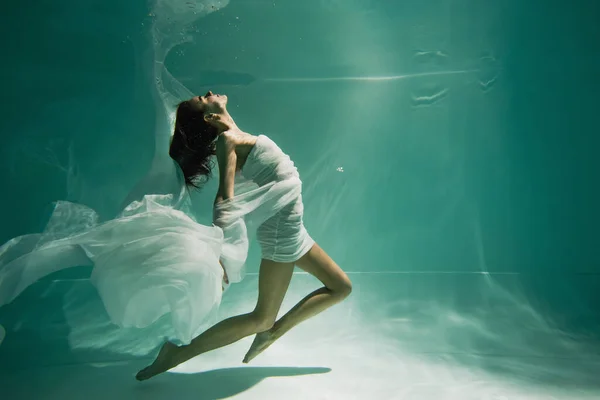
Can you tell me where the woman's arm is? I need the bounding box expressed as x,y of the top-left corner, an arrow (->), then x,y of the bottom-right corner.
215,133 -> 238,288
215,132 -> 237,204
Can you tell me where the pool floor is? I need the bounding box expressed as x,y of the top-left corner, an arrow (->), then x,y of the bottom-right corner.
1,272 -> 599,399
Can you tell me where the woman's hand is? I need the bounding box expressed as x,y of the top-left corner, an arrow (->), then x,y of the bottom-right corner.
220,260 -> 229,291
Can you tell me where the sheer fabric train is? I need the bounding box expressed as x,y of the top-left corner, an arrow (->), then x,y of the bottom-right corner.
0,135 -> 307,345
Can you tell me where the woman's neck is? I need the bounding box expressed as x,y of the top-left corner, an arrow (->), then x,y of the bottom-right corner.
217,112 -> 240,133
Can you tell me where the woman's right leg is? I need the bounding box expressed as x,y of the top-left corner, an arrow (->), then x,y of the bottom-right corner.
243,243 -> 352,363
136,259 -> 294,381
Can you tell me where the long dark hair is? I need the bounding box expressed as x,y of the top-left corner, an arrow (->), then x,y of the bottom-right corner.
169,100 -> 220,188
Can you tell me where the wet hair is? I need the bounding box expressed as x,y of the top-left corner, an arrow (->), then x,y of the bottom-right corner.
169,100 -> 220,188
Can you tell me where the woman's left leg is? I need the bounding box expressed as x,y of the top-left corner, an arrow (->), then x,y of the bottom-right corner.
136,258 -> 294,381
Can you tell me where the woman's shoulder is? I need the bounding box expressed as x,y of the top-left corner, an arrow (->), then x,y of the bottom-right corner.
220,130 -> 258,147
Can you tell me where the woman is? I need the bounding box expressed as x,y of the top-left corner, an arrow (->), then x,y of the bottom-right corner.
136,91 -> 353,380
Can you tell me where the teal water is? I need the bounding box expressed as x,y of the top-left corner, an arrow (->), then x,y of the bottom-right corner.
1,1 -> 599,399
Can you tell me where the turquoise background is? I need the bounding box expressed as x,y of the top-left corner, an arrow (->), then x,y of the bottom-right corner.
1,0 -> 599,398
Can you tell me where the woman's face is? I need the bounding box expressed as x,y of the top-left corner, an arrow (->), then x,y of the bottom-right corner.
189,91 -> 228,115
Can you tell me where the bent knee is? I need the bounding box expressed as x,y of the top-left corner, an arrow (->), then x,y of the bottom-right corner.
250,311 -> 277,332
332,277 -> 352,299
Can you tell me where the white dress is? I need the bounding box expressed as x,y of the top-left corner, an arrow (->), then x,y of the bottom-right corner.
0,135 -> 311,345
216,134 -> 314,268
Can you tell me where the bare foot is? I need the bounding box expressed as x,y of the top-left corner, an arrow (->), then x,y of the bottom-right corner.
136,341 -> 180,381
243,331 -> 275,363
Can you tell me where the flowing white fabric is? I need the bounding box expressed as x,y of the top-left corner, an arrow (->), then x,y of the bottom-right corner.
0,135 -> 311,345
0,161 -> 228,344
0,1 -> 244,347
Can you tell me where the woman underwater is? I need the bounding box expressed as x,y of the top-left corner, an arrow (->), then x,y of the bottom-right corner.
136,92 -> 352,380
0,91 -> 351,379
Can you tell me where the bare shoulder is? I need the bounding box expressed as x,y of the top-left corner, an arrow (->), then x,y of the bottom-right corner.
218,131 -> 257,152
216,131 -> 258,169
221,131 -> 257,146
